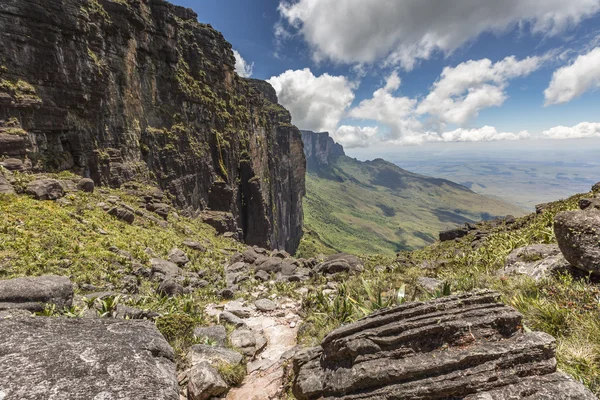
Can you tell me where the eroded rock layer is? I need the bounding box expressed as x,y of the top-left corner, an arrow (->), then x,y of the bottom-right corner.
293,290 -> 597,400
0,0 -> 305,252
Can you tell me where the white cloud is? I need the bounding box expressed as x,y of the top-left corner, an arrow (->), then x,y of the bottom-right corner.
334,125 -> 379,148
417,56 -> 543,125
233,50 -> 254,78
544,47 -> 600,105
542,122 -> 600,138
348,71 -> 422,140
277,0 -> 600,68
267,68 -> 355,133
395,126 -> 531,145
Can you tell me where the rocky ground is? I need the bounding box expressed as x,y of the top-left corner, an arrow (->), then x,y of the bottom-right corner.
0,170 -> 599,399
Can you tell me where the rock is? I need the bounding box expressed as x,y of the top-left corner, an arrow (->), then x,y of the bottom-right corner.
230,329 -> 267,358
1,157 -> 27,172
219,311 -> 247,328
187,344 -> 244,367
315,253 -> 364,275
168,247 -> 190,266
280,261 -> 297,276
25,179 -> 64,200
151,258 -> 183,279
218,288 -> 236,299
579,197 -> 600,211
536,202 -> 551,214
158,280 -> 184,297
224,301 -> 252,318
146,202 -> 170,219
0,174 -> 15,194
183,240 -> 207,252
187,362 -> 229,400
255,298 -> 277,312
107,207 -> 135,224
193,325 -> 228,347
0,275 -> 73,312
292,290 -> 596,400
592,182 -> 600,193
439,227 -> 468,241
242,247 -> 260,263
502,244 -> 571,280
76,178 -> 94,193
255,257 -> 283,273
272,249 -> 290,259
227,262 -> 248,273
416,276 -> 444,292
116,305 -> 159,320
554,210 -> 600,275
0,317 -> 178,399
255,270 -> 270,282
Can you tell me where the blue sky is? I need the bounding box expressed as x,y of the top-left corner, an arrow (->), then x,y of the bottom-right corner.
171,1 -> 600,153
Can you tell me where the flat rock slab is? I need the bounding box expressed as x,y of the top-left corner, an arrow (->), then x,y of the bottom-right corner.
0,317 -> 178,400
0,275 -> 73,312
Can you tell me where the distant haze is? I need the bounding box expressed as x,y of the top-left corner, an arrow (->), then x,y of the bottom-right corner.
346,138 -> 600,210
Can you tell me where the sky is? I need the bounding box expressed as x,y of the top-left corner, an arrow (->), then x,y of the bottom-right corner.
171,0 -> 600,156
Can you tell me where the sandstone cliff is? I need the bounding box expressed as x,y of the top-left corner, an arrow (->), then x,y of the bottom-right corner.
0,0 -> 305,252
301,130 -> 344,169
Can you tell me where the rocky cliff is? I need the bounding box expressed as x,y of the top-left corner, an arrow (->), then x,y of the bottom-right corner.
301,130 -> 344,169
0,0 -> 305,252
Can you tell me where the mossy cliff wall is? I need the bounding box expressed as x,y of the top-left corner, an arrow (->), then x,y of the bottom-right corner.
0,0 -> 305,252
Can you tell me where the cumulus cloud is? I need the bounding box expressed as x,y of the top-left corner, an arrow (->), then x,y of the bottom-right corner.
267,68 -> 356,133
277,0 -> 600,68
233,50 -> 254,78
396,126 -> 531,145
417,56 -> 543,125
348,71 -> 422,139
334,125 -> 379,148
544,47 -> 600,105
542,122 -> 600,138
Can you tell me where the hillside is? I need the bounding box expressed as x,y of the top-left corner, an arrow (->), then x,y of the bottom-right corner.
299,131 -> 525,256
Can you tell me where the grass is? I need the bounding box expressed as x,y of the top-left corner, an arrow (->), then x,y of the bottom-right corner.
302,156 -> 525,256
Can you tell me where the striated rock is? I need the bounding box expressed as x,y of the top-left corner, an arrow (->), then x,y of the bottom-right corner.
25,179 -> 64,200
502,244 -> 571,280
107,206 -> 135,224
315,253 -> 364,275
0,174 -> 14,194
0,0 -> 305,253
554,210 -> 600,275
0,275 -> 73,312
292,290 -> 596,400
0,317 -> 178,399
76,178 -> 94,193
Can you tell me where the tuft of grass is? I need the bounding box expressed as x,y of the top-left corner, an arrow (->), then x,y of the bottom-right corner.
216,362 -> 247,387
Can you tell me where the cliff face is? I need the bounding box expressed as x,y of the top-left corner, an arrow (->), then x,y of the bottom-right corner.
300,130 -> 344,170
0,0 -> 305,252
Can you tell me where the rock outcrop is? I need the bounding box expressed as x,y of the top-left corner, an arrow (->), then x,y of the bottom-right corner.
0,317 -> 179,399
292,290 -> 596,400
501,244 -> 571,280
0,0 -> 305,252
301,131 -> 345,170
554,209 -> 600,275
0,275 -> 73,312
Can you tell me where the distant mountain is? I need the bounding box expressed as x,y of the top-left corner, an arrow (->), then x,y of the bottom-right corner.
299,131 -> 526,255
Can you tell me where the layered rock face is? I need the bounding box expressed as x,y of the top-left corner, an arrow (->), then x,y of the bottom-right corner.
301,130 -> 344,170
293,290 -> 596,400
0,0 -> 305,252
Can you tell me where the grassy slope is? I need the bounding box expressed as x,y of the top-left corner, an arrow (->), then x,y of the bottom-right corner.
299,156 -> 525,256
298,189 -> 600,395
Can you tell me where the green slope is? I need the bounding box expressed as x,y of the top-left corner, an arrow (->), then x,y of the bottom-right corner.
300,156 -> 526,256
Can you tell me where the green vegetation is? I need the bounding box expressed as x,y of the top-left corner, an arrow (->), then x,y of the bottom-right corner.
216,362 -> 247,387
298,190 -> 600,395
299,156 -> 525,256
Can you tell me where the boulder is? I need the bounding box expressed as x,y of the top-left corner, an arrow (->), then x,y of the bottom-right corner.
592,182 -> 600,193
219,311 -> 247,328
242,247 -> 259,263
1,158 -> 27,172
416,276 -> 444,292
168,247 -> 189,266
536,202 -> 551,214
0,275 -> 73,312
254,270 -> 270,282
187,344 -> 244,367
502,244 -> 571,280
193,325 -> 228,347
0,318 -> 178,399
315,253 -> 364,275
292,290 -> 596,400
554,210 -> 600,275
224,301 -> 252,318
76,178 -> 94,193
107,207 -> 135,224
146,202 -> 170,219
229,329 -> 267,359
157,279 -> 184,297
439,227 -> 468,241
25,179 -> 64,200
255,298 -> 277,312
150,258 -> 183,279
183,240 -> 207,252
0,174 -> 14,194
579,197 -> 600,211
187,362 -> 229,400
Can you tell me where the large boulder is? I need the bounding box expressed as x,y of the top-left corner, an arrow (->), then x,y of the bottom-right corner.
25,179 -> 64,200
554,210 -> 600,275
502,244 -> 571,280
315,253 -> 364,275
292,290 -> 596,400
0,318 -> 178,399
0,174 -> 14,194
0,275 -> 73,312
